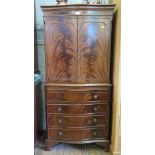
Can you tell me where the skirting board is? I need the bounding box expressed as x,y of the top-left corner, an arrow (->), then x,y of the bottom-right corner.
110,144 -> 121,155
112,152 -> 121,155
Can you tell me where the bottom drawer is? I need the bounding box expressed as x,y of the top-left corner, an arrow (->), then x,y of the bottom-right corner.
47,114 -> 109,127
48,126 -> 109,141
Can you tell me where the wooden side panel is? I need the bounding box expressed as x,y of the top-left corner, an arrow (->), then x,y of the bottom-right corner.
78,17 -> 112,83
45,17 -> 77,83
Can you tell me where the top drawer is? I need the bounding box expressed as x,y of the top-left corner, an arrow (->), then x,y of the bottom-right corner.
46,90 -> 110,102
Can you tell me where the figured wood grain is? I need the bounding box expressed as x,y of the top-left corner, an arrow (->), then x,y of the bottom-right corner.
41,5 -> 115,151
48,126 -> 108,140
45,17 -> 77,83
47,103 -> 109,114
78,18 -> 112,83
47,114 -> 109,127
45,17 -> 112,84
46,91 -> 110,102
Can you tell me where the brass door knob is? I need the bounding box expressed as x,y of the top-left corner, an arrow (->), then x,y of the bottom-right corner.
100,24 -> 105,31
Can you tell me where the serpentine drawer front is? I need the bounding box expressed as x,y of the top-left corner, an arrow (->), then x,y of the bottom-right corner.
47,103 -> 110,114
47,114 -> 109,127
48,126 -> 109,141
41,4 -> 115,152
46,91 -> 110,102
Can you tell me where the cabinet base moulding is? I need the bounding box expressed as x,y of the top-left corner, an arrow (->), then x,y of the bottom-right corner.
45,139 -> 110,152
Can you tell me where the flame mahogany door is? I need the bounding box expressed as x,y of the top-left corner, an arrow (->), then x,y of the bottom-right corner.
45,16 -> 112,84
78,17 -> 112,83
45,17 -> 78,83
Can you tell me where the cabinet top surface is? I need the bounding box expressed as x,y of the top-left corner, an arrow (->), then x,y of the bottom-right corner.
41,4 -> 115,11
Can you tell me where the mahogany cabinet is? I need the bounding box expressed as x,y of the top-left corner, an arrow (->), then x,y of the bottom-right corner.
41,4 -> 115,152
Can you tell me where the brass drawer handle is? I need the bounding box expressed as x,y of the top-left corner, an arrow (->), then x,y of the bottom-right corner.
93,131 -> 97,136
58,119 -> 62,124
93,107 -> 97,112
93,118 -> 97,123
57,107 -> 62,112
93,94 -> 98,100
58,131 -> 63,137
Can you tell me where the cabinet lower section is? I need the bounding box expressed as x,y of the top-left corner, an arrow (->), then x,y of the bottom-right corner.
45,84 -> 112,152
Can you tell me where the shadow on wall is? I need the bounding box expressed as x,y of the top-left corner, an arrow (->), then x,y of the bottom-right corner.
34,0 -> 38,73
34,0 -> 45,136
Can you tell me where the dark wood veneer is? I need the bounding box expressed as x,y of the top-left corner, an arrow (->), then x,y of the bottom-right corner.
46,91 -> 110,102
41,4 -> 115,152
47,103 -> 109,114
47,114 -> 109,127
48,126 -> 109,140
45,17 -> 77,83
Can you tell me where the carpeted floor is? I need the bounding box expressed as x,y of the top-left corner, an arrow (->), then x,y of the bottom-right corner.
35,142 -> 110,155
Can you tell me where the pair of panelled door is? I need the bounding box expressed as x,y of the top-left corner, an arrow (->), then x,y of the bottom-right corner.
45,17 -> 111,83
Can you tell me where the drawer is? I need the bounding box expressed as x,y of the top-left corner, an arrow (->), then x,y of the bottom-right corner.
48,126 -> 108,140
46,91 -> 110,102
47,114 -> 109,127
47,103 -> 109,114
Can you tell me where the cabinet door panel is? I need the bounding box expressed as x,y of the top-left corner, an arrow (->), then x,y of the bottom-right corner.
78,17 -> 112,83
45,17 -> 77,83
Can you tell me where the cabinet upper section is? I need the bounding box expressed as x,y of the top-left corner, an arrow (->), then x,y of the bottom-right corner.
41,5 -> 115,84
41,4 -> 115,17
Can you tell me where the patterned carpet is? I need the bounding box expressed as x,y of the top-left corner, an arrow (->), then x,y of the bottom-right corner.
35,142 -> 110,155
